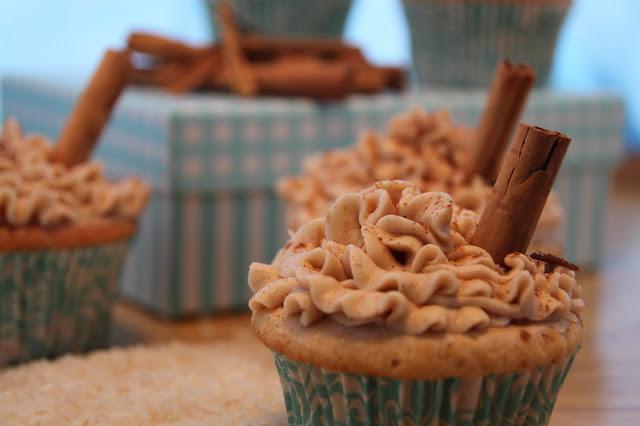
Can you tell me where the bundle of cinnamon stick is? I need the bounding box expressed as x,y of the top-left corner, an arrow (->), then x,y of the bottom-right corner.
128,2 -> 405,100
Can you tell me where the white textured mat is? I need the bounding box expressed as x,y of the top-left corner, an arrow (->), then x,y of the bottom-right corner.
0,341 -> 286,425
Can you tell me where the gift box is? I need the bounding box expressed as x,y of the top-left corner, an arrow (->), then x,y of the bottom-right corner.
2,75 -> 623,316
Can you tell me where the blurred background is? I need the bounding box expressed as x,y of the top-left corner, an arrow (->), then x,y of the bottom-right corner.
1,0 -> 639,152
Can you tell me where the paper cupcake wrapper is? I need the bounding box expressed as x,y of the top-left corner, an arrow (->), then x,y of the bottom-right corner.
274,351 -> 577,425
207,0 -> 353,38
0,241 -> 130,367
403,0 -> 570,87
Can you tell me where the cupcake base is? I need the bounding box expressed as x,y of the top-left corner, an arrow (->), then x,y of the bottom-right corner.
0,241 -> 130,367
253,309 -> 582,380
275,351 -> 577,426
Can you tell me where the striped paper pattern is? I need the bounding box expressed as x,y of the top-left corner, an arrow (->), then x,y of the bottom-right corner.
0,241 -> 130,366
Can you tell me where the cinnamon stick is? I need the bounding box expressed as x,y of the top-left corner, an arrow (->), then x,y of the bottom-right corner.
469,61 -> 535,183
379,66 -> 406,91
156,62 -> 189,82
131,61 -> 188,87
352,65 -> 386,93
217,1 -> 257,96
207,66 -> 229,91
53,49 -> 132,167
471,124 -> 571,265
253,57 -> 351,100
130,67 -> 159,86
128,32 -> 212,59
166,55 -> 220,94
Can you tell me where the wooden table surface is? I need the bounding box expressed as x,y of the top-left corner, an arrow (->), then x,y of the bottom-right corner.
110,173 -> 640,426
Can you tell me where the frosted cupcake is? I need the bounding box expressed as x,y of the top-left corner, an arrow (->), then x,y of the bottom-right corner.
0,119 -> 150,366
258,124 -> 578,425
251,179 -> 582,424
0,48 -> 143,366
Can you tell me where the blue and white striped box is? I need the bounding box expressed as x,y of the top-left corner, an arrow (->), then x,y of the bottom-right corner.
1,75 -> 624,316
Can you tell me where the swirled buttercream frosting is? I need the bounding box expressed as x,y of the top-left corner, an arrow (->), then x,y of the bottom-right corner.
0,119 -> 150,226
250,181 -> 583,334
278,108 -> 563,253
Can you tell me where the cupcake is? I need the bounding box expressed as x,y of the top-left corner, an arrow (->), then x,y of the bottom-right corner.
0,119 -> 149,367
250,179 -> 582,424
0,49 -> 146,367
207,0 -> 353,38
403,0 -> 571,87
278,107 -> 565,256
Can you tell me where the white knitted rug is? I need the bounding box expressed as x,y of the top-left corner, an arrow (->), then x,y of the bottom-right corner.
0,340 -> 286,425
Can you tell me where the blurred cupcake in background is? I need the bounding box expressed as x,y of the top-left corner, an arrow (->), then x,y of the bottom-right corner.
0,119 -> 150,367
403,0 -> 571,87
207,0 -> 353,37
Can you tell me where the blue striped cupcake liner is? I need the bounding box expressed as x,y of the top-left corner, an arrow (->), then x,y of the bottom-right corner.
207,0 -> 353,38
274,350 -> 577,425
403,0 -> 570,87
0,241 -> 130,367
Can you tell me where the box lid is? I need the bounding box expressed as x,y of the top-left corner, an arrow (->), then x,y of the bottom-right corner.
2,75 -> 624,193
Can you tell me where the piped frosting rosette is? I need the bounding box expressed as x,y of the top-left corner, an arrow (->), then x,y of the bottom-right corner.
278,109 -> 564,254
0,119 -> 149,227
250,180 -> 583,335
